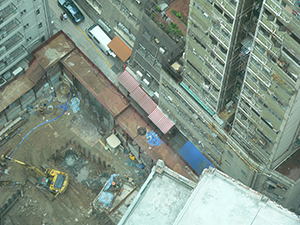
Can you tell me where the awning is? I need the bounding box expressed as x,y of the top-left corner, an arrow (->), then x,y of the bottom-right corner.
130,87 -> 157,114
108,36 -> 132,62
178,141 -> 214,175
117,70 -> 139,93
148,107 -> 174,134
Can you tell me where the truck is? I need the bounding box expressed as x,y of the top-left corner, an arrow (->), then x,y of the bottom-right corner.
87,24 -> 116,57
1,155 -> 69,199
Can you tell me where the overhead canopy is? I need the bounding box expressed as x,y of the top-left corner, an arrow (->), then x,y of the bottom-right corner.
130,87 -> 157,114
178,141 -> 214,175
117,70 -> 139,93
148,107 -> 174,134
108,36 -> 132,62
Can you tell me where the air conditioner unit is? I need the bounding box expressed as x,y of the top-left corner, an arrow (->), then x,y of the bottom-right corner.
159,47 -> 165,54
143,78 -> 150,86
136,0 -> 141,4
136,70 -> 143,78
0,46 -> 6,55
12,67 -> 23,76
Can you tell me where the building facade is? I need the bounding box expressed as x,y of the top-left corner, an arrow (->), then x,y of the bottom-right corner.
0,0 -> 52,87
7,0 -> 300,212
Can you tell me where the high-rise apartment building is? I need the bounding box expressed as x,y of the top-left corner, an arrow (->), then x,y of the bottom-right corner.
76,0 -> 300,212
179,0 -> 300,212
232,0 -> 300,168
0,0 -> 52,87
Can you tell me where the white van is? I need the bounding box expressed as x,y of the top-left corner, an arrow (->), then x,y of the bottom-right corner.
87,24 -> 116,57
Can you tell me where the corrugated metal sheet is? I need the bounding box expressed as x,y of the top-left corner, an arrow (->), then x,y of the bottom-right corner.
62,50 -> 130,117
0,60 -> 44,113
148,107 -> 174,134
130,87 -> 157,114
117,70 -> 139,93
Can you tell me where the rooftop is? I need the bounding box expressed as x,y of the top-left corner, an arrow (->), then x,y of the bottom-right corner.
119,165 -> 300,225
174,168 -> 300,225
118,160 -> 197,225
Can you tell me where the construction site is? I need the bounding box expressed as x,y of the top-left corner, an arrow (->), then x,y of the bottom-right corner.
0,31 -> 196,225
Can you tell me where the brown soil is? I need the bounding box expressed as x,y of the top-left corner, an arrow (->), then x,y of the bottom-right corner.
0,95 -> 148,224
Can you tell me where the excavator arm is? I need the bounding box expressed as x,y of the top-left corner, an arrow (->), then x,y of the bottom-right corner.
1,155 -> 47,178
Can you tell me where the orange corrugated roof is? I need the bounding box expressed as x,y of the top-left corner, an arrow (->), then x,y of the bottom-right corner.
108,36 -> 132,62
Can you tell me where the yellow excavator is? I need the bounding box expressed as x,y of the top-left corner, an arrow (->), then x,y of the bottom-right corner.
1,155 -> 69,199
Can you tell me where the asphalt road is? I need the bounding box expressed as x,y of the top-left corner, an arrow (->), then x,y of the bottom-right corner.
49,0 -> 124,85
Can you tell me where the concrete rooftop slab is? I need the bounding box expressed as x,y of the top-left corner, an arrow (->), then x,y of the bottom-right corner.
33,32 -> 75,70
173,168 -> 300,225
118,160 -> 196,225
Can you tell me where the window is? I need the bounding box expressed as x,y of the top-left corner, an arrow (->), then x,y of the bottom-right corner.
23,23 -> 29,29
26,37 -> 32,42
240,169 -> 247,177
36,9 -> 40,15
214,4 -> 223,14
227,150 -> 233,158
38,22 -> 42,28
41,36 -> 45,42
23,9 -> 27,14
225,160 -> 231,166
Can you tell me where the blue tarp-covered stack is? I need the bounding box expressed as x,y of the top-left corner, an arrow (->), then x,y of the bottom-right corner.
97,192 -> 114,207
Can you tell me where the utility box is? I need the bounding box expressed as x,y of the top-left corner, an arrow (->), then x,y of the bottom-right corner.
106,134 -> 121,153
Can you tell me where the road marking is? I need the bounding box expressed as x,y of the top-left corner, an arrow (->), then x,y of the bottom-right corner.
76,25 -> 112,68
54,0 -> 111,68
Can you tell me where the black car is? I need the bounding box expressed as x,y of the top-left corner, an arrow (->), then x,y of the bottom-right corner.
58,0 -> 84,24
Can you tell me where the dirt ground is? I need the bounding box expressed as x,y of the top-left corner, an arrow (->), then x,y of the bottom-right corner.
0,91 -> 149,224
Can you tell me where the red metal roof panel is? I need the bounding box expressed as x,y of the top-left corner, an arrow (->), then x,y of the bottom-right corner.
156,115 -> 174,134
148,107 -> 174,134
117,70 -> 139,93
130,87 -> 157,114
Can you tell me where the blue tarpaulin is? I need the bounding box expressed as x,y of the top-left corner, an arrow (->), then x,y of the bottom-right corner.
178,141 -> 214,175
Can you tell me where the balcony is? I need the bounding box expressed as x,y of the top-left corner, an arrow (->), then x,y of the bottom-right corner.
0,5 -> 18,30
208,71 -> 222,88
186,48 -> 207,75
0,46 -> 27,75
0,0 -> 10,11
252,47 -> 268,65
245,76 -> 259,93
215,0 -> 236,19
255,32 -> 280,57
261,107 -> 281,132
283,34 -> 300,61
189,8 -> 211,31
0,34 -> 25,62
0,20 -> 22,45
207,43 -> 226,63
266,61 -> 295,96
264,0 -> 300,38
210,27 -> 229,49
189,26 -> 211,45
264,0 -> 282,17
248,65 -> 271,88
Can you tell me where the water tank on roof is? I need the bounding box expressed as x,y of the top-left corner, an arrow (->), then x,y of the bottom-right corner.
12,67 -> 23,76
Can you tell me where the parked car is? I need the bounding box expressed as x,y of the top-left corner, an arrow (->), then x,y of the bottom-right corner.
58,0 -> 84,24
